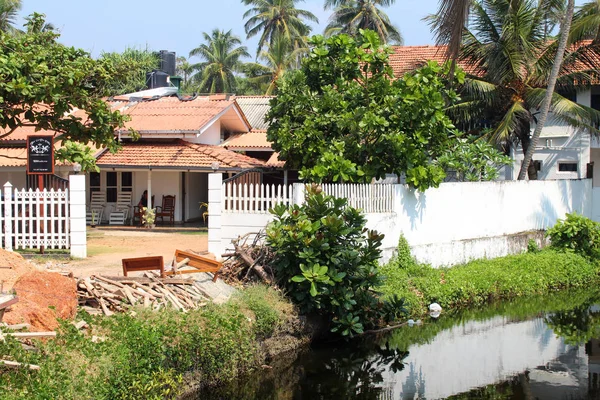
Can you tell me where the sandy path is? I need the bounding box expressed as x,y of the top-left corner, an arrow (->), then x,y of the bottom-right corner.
54,229 -> 208,277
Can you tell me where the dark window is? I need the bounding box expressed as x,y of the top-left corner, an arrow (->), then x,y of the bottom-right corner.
558,162 -> 578,172
533,160 -> 542,172
592,94 -> 600,111
121,172 -> 132,187
106,172 -> 117,202
557,90 -> 576,103
90,172 -> 101,187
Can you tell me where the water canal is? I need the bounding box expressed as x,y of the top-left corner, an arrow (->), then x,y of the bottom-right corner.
195,289 -> 600,399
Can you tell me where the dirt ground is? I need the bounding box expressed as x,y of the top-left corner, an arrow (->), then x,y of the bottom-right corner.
46,228 -> 208,277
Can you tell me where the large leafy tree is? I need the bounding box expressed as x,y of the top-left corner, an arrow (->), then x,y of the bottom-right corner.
324,0 -> 403,44
99,48 -> 160,96
267,30 -> 463,190
447,0 -> 600,180
188,29 -> 249,94
242,0 -> 318,55
0,14 -> 131,168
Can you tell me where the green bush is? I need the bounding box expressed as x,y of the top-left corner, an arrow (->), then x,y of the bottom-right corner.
0,285 -> 293,400
546,212 -> 600,259
267,185 -> 406,336
527,239 -> 540,253
381,239 -> 600,315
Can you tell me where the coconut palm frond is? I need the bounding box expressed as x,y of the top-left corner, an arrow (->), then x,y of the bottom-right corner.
526,88 -> 600,130
429,0 -> 472,60
486,101 -> 529,145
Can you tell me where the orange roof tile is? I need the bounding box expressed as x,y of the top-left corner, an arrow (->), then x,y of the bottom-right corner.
0,148 -> 27,167
96,140 -> 264,170
221,130 -> 272,149
112,96 -> 240,132
266,152 -> 285,168
388,45 -> 481,77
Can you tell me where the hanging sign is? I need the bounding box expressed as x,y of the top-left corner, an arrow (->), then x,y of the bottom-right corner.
27,135 -> 54,175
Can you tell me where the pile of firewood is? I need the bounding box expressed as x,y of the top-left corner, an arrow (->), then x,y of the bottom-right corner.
220,232 -> 276,285
77,274 -> 210,315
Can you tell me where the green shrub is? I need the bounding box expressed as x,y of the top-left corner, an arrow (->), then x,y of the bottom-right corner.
547,212 -> 600,259
267,184 -> 406,336
0,286 -> 294,400
381,248 -> 600,315
527,239 -> 540,253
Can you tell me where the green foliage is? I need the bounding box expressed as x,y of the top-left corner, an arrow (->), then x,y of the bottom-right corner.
436,139 -> 512,182
141,207 -> 156,226
0,285 -> 293,399
267,30 -> 464,190
381,249 -> 600,315
0,13 -> 131,166
99,47 -> 160,96
546,212 -> 600,259
266,185 -> 406,336
54,141 -> 100,173
527,239 -> 540,253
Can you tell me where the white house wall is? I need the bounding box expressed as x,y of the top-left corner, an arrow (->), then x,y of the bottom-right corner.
186,120 -> 221,145
186,172 -> 207,221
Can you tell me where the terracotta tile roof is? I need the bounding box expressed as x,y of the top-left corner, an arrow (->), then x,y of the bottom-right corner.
111,96 -> 240,132
221,130 -> 272,149
96,140 -> 265,170
234,96 -> 274,130
266,152 -> 285,168
388,45 -> 481,77
0,147 -> 27,167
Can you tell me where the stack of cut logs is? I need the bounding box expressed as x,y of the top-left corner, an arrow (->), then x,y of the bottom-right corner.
77,274 -> 209,315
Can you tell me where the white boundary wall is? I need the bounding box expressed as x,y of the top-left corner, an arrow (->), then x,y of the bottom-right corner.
208,173 -> 592,267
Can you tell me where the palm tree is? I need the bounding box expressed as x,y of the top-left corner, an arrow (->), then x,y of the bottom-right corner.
242,0 -> 318,55
188,29 -> 250,94
449,0 -> 600,180
0,0 -> 21,34
570,0 -> 600,43
245,34 -> 306,94
324,0 -> 402,44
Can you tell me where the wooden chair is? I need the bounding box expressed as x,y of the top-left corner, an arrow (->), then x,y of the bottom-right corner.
133,195 -> 155,226
109,192 -> 133,225
156,195 -> 176,226
86,191 -> 105,225
165,250 -> 222,282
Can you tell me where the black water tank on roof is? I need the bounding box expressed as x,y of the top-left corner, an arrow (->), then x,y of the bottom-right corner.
146,70 -> 169,89
159,50 -> 176,76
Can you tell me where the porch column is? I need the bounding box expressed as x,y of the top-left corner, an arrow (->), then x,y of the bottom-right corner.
147,169 -> 152,209
283,170 -> 288,186
69,174 -> 87,258
208,172 -> 223,259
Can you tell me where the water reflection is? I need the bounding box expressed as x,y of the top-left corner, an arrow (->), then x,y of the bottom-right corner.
196,289 -> 600,400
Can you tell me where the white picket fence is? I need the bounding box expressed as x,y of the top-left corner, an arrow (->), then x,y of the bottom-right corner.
0,185 -> 71,250
222,183 -> 295,214
321,183 -> 395,213
221,182 -> 395,214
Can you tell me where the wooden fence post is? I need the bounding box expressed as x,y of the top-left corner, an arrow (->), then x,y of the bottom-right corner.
4,182 -> 12,251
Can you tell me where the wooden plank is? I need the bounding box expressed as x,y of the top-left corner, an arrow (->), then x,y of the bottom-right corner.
0,360 -> 40,370
6,331 -> 57,338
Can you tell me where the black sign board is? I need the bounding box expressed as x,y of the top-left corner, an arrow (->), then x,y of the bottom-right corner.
27,135 -> 54,175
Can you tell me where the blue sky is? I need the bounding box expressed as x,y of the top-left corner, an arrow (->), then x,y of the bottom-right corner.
17,0 -> 589,60
16,0 -> 441,59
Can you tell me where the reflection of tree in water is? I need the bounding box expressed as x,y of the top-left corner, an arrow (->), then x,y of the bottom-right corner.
400,363 -> 425,399
545,304 -> 600,346
296,339 -> 409,400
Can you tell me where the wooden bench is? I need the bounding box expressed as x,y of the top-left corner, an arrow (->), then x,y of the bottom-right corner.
165,250 -> 222,282
122,256 -> 164,278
